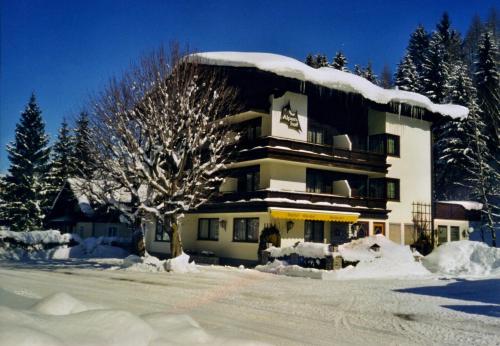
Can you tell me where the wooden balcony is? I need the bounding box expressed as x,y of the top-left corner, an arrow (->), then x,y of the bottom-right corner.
235,136 -> 389,173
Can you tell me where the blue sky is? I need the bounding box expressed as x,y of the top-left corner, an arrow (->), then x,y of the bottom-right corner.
0,0 -> 496,172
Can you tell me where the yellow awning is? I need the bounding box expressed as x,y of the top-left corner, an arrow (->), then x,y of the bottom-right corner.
269,207 -> 359,223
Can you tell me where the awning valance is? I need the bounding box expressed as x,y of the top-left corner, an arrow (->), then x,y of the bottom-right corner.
269,207 -> 359,223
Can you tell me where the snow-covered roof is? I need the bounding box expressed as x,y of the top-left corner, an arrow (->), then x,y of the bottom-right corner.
438,201 -> 483,211
191,52 -> 468,119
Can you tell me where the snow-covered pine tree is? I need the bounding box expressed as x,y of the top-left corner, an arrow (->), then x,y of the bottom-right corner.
362,62 -> 378,84
463,15 -> 483,74
353,64 -> 362,76
45,119 -> 75,209
379,65 -> 393,89
436,12 -> 463,66
305,53 -> 315,68
315,54 -> 329,68
332,51 -> 349,72
2,94 -> 50,231
87,46 -> 241,257
421,32 -> 450,103
474,30 -> 499,149
72,112 -> 95,179
407,25 -> 430,78
394,54 -> 420,92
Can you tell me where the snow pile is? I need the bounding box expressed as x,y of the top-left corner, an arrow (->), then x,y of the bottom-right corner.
257,235 -> 430,280
165,252 -> 199,273
50,237 -> 130,260
122,252 -> 198,273
0,291 -> 266,346
0,229 -> 80,245
192,52 -> 468,119
122,254 -> 167,272
422,240 -> 500,277
267,242 -> 331,258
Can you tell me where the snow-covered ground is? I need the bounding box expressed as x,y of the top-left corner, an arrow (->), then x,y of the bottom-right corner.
1,256 -> 499,345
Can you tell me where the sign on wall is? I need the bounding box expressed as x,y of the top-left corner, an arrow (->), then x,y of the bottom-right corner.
280,102 -> 301,132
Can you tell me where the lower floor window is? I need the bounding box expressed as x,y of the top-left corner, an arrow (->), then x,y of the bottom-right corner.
155,221 -> 170,242
198,218 -> 219,240
450,226 -> 460,241
233,218 -> 259,242
438,225 -> 447,244
305,220 -> 324,243
108,227 -> 117,237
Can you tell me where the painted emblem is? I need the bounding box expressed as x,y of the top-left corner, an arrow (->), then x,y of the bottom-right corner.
280,102 -> 301,132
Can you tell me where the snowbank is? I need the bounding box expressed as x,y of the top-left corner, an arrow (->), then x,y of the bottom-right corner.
437,200 -> 483,210
422,240 -> 500,277
0,291 -> 266,346
257,235 -> 430,280
122,252 -> 198,273
267,242 -> 330,258
0,229 -> 79,245
191,52 -> 468,119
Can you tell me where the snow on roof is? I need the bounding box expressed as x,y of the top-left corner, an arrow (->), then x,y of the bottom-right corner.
67,178 -> 95,216
191,52 -> 468,119
438,201 -> 483,211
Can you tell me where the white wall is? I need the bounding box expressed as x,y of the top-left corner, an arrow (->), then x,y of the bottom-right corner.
264,161 -> 306,192
271,92 -> 307,141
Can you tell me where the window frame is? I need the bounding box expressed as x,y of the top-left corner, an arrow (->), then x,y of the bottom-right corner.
437,225 -> 448,244
155,221 -> 170,242
386,134 -> 400,157
386,178 -> 400,201
198,218 -> 219,241
369,133 -> 400,157
450,226 -> 460,241
369,178 -> 400,201
305,220 -> 325,243
233,218 -> 259,243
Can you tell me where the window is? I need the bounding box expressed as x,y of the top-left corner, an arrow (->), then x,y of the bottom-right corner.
369,178 -> 400,201
438,225 -> 448,244
237,168 -> 260,192
305,221 -> 324,243
386,179 -> 400,201
369,134 -> 400,156
307,126 -> 326,145
233,218 -> 259,242
306,169 -> 331,194
108,227 -> 117,237
450,226 -> 460,241
155,221 -> 170,242
386,135 -> 400,156
198,218 -> 219,241
246,123 -> 261,141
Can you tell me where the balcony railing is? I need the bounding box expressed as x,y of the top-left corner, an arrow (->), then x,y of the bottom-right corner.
236,136 -> 389,173
213,190 -> 387,210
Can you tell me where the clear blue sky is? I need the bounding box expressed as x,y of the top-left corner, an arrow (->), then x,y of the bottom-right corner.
0,0 -> 496,172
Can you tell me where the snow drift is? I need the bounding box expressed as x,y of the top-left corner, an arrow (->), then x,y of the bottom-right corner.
422,240 -> 500,277
122,252 -> 198,273
0,291 -> 266,346
257,235 -> 430,280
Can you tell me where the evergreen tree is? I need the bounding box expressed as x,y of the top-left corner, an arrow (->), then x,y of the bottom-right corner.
463,15 -> 484,74
379,65 -> 393,89
305,53 -> 315,68
331,51 -> 349,72
436,12 -> 463,63
314,54 -> 329,68
73,112 -> 95,179
421,32 -> 449,102
45,119 -> 75,207
486,7 -> 499,41
394,54 -> 420,92
353,64 -> 362,76
407,25 -> 430,78
362,62 -> 378,84
474,31 -> 499,149
2,94 -> 50,231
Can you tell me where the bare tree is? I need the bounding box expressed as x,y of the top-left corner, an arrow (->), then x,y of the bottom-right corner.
86,45 -> 240,257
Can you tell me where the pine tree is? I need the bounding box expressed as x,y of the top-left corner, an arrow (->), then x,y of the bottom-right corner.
73,112 -> 95,179
407,25 -> 430,78
305,53 -> 315,67
353,64 -> 362,76
463,15 -> 484,74
436,12 -> 463,64
421,32 -> 449,102
2,94 -> 50,231
45,119 -> 75,207
379,65 -> 393,89
394,54 -> 420,92
315,54 -> 329,68
474,31 -> 499,149
332,51 -> 349,72
362,62 -> 378,84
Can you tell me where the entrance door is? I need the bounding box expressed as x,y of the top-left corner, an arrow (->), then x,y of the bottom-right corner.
373,222 -> 385,235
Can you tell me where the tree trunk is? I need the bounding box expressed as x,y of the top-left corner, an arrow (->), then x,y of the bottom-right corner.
132,218 -> 146,256
165,215 -> 183,258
